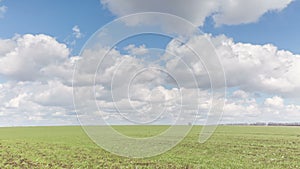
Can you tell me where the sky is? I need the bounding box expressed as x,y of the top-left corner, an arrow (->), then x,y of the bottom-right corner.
0,0 -> 300,126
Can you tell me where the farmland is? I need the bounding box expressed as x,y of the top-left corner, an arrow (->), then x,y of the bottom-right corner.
0,126 -> 300,168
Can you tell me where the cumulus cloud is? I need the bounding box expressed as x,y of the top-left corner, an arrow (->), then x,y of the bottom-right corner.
165,34 -> 300,97
0,34 -> 70,81
72,25 -> 83,39
74,32 -> 300,125
1,32 -> 300,126
33,80 -> 73,107
0,81 -> 77,126
124,44 -> 149,55
100,0 -> 292,26
216,36 -> 300,96
232,90 -> 249,99
264,96 -> 284,109
221,91 -> 300,123
0,34 -> 77,126
73,37 -> 220,125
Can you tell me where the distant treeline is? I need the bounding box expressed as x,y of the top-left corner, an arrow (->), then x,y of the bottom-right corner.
223,122 -> 300,126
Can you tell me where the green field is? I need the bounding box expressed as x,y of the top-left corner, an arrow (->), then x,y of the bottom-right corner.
0,126 -> 300,168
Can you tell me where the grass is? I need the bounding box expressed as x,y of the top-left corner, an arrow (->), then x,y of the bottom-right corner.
0,125 -> 300,168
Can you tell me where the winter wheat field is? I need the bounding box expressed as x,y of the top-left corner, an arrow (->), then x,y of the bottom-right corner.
1,126 -> 300,168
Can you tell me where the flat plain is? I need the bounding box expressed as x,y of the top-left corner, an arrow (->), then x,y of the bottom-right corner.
0,125 -> 300,168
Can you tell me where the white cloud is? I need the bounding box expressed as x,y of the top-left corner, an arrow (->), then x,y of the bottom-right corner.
1,32 -> 300,126
213,0 -> 293,26
72,25 -> 83,39
165,34 -> 300,97
0,34 -> 70,81
100,0 -> 292,26
74,42 -> 212,124
0,34 -> 77,126
0,5 -> 7,18
0,38 -> 15,54
124,44 -> 149,55
4,93 -> 28,108
101,0 -> 217,27
264,96 -> 284,109
33,80 -> 73,107
217,36 -> 300,96
232,90 -> 249,99
221,92 -> 300,123
0,81 -> 77,126
73,31 -> 300,124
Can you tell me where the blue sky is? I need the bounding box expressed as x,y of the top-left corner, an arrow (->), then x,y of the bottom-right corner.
203,0 -> 300,54
0,0 -> 300,126
0,0 -> 113,54
1,0 -> 300,54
